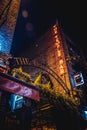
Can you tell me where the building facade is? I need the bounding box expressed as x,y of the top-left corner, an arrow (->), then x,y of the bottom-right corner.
17,21 -> 74,95
0,0 -> 21,54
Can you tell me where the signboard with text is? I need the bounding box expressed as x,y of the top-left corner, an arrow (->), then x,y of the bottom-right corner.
0,73 -> 40,101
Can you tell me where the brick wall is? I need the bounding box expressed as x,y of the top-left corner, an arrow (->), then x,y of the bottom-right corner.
0,0 -> 21,54
22,23 -> 72,94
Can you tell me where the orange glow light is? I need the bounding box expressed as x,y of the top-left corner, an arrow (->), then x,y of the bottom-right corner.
53,27 -> 57,34
60,65 -> 63,69
56,44 -> 60,48
56,40 -> 60,44
54,30 -> 57,34
53,25 -> 57,28
57,50 -> 61,57
55,38 -> 59,42
59,59 -> 64,64
54,35 -> 58,39
60,69 -> 64,75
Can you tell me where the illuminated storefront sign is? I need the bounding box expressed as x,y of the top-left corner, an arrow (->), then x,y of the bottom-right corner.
53,25 -> 65,76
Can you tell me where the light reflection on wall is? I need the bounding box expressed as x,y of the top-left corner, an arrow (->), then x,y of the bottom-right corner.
0,32 -> 11,53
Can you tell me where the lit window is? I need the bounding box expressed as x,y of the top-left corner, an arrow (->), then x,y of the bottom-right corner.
56,44 -> 60,49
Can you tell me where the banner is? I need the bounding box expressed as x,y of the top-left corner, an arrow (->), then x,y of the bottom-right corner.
0,73 -> 40,101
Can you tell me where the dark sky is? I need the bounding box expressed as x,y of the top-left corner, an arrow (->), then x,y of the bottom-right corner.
11,0 -> 87,60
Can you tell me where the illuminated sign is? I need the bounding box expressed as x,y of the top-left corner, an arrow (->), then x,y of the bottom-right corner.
9,94 -> 24,111
74,72 -> 84,87
53,24 -> 65,75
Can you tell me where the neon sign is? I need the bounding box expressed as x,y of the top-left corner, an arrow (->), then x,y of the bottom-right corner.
53,25 -> 65,75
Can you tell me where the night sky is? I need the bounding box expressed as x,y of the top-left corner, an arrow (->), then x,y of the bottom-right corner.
11,0 -> 87,60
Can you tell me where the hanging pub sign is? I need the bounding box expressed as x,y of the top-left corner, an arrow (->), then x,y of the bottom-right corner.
73,72 -> 84,87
